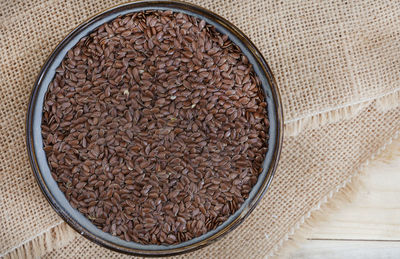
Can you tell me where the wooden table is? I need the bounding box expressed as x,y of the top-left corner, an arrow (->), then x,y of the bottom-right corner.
280,143 -> 400,259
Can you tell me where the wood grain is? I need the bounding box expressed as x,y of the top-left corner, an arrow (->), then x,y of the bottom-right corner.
281,143 -> 400,258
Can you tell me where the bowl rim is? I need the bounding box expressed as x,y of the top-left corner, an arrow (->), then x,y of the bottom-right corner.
26,0 -> 284,256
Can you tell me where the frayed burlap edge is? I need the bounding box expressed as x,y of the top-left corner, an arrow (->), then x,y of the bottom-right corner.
2,222 -> 76,259
268,131 -> 400,259
285,89 -> 400,136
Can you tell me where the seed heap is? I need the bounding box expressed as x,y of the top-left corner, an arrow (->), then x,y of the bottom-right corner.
42,10 -> 269,245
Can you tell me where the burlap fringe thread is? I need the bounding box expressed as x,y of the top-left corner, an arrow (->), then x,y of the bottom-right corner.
3,91 -> 399,258
2,222 -> 76,259
285,89 -> 400,136
268,130 -> 400,259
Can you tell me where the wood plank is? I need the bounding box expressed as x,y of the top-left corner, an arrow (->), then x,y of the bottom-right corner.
280,144 -> 400,258
307,154 -> 400,240
286,240 -> 400,259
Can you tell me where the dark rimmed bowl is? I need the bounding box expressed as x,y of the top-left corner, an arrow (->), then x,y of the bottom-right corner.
26,0 -> 283,256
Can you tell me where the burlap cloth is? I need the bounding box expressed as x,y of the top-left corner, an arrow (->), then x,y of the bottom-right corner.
1,0 -> 399,258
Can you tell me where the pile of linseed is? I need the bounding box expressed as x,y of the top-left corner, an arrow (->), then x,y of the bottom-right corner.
42,10 -> 269,245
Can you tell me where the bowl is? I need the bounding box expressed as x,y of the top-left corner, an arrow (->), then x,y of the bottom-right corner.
26,0 -> 283,256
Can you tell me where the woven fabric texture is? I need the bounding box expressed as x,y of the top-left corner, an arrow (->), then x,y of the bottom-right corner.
0,0 -> 399,258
